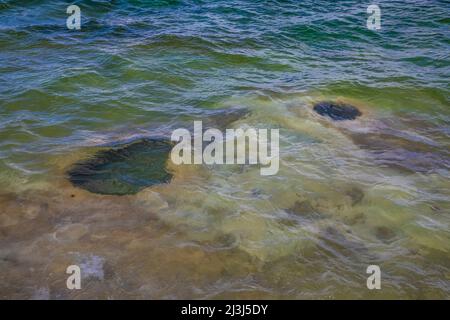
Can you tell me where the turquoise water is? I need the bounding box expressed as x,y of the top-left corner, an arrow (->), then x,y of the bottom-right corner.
0,1 -> 449,299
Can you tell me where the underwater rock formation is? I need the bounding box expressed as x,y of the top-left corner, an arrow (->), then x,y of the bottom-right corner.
306,101 -> 449,174
346,122 -> 450,174
68,139 -> 173,195
345,187 -> 364,206
206,107 -> 250,130
374,226 -> 397,243
67,107 -> 250,195
313,101 -> 362,121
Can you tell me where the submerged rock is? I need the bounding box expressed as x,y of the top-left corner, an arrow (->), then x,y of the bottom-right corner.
205,106 -> 250,130
345,187 -> 364,206
286,200 -> 327,220
313,101 -> 362,121
309,103 -> 449,174
287,200 -> 315,216
68,139 -> 173,195
374,226 -> 397,243
348,128 -> 450,173
67,107 -> 251,195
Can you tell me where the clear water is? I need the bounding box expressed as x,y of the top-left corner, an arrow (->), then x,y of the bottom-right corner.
0,0 -> 449,299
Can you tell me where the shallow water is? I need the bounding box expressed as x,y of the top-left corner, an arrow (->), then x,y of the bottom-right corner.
0,0 -> 449,299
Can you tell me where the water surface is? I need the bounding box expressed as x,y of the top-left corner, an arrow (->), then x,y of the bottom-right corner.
0,0 -> 449,299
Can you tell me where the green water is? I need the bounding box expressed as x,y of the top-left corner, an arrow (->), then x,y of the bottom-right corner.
0,0 -> 449,299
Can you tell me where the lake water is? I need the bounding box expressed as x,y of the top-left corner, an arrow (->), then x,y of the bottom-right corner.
0,0 -> 449,299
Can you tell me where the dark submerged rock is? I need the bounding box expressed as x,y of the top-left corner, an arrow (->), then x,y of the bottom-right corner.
286,200 -> 326,220
349,130 -> 450,174
67,107 -> 250,195
205,107 -> 250,130
374,226 -> 397,243
68,139 -> 173,195
288,200 -> 315,215
313,101 -> 362,121
345,187 -> 364,206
